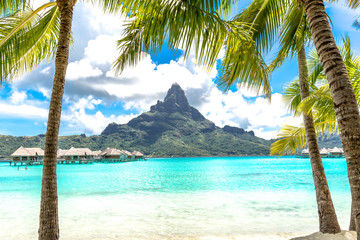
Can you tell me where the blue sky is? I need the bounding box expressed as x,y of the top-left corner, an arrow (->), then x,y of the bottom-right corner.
1,0 -> 359,139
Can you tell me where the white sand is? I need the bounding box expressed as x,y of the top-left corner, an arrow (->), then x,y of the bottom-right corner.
291,231 -> 356,240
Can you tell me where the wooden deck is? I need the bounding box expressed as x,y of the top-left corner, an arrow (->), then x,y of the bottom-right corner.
7,157 -> 146,166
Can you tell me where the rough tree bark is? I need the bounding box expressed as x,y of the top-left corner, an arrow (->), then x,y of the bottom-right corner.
297,44 -> 341,234
38,0 -> 74,239
303,0 -> 360,237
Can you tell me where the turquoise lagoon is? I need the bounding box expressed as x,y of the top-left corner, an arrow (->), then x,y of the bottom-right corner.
0,156 -> 351,239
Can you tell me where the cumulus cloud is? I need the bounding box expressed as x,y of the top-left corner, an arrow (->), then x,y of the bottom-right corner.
5,2 -> 301,139
10,90 -> 27,104
62,96 -> 137,134
0,91 -> 48,119
66,59 -> 103,80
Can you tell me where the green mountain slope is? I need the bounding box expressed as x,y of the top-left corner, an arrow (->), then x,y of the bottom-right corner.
0,83 -> 273,157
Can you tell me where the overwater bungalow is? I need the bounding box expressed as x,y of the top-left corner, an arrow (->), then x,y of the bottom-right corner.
300,148 -> 309,158
62,147 -> 94,163
11,146 -> 44,165
121,150 -> 133,161
57,149 -> 68,159
319,148 -> 329,158
328,147 -> 343,158
92,150 -> 101,156
99,148 -> 123,162
132,151 -> 145,160
100,148 -> 121,158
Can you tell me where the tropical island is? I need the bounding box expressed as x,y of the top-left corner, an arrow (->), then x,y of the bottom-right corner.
0,84 -> 343,159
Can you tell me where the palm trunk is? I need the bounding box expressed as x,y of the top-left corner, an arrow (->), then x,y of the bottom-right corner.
38,1 -> 74,239
297,45 -> 341,234
303,0 -> 360,237
350,201 -> 356,231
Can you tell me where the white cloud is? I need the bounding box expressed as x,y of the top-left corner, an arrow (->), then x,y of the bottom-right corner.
84,34 -> 121,65
39,87 -> 51,99
40,66 -> 51,75
5,3 -> 302,139
66,59 -> 103,80
198,87 -> 301,139
10,90 -> 27,104
0,103 -> 48,119
83,2 -> 126,34
62,96 -> 137,134
30,0 -> 50,10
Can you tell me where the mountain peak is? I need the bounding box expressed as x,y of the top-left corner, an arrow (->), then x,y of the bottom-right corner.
151,83 -> 191,114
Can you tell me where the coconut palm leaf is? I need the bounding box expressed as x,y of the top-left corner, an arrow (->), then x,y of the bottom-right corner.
0,2 -> 60,82
272,37 -> 360,155
270,124 -> 306,156
267,1 -> 311,72
270,118 -> 338,156
0,0 -> 25,17
217,0 -> 288,98
114,0 -> 251,75
233,0 -> 287,54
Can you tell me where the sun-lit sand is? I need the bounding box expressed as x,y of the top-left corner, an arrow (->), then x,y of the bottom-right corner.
291,231 -> 356,240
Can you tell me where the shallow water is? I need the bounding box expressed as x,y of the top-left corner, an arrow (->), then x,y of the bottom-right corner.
0,156 -> 351,239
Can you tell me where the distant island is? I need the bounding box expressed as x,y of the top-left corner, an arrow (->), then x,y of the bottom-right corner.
0,83 -> 342,158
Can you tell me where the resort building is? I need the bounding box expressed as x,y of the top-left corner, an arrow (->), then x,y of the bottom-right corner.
9,146 -> 145,165
319,148 -> 329,158
300,149 -> 309,158
300,147 -> 344,158
63,147 -> 94,161
328,147 -> 343,158
57,149 -> 68,159
132,151 -> 145,160
11,146 -> 44,162
92,150 -> 101,156
121,150 -> 133,161
99,148 -> 122,160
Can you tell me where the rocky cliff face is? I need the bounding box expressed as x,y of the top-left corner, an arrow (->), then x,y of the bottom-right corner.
102,83 -> 216,137
98,83 -> 271,157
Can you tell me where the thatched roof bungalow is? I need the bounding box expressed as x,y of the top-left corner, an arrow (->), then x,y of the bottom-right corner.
329,147 -> 343,157
92,150 -> 101,156
57,149 -> 68,159
132,151 -> 144,160
11,146 -> 44,161
63,147 -> 94,160
319,148 -> 329,158
301,148 -> 309,158
99,148 -> 122,159
121,150 -> 133,160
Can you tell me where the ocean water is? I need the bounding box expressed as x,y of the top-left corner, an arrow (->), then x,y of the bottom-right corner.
0,156 -> 352,240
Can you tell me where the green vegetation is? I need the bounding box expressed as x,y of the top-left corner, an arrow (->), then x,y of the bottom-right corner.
0,84 -> 272,158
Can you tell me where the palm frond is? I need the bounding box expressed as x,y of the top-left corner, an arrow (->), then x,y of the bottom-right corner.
270,124 -> 306,156
270,118 -> 338,156
114,0 -> 251,75
218,38 -> 272,98
0,3 -> 60,82
282,80 -> 301,113
234,0 -> 287,54
297,84 -> 334,117
89,0 -> 237,19
267,1 -> 311,72
0,0 -> 25,17
216,0 -> 289,98
346,0 -> 360,9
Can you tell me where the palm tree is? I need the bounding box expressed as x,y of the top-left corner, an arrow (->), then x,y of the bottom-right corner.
272,36 -> 360,231
229,0 -> 340,233
115,0 -> 342,233
0,1 -> 240,239
300,0 -> 360,236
